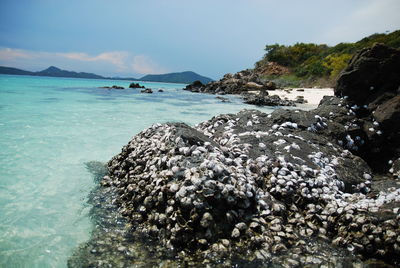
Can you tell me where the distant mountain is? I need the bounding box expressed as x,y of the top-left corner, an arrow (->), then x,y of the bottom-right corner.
0,66 -> 34,75
0,66 -> 213,84
0,65 -> 106,79
35,66 -> 106,79
140,71 -> 213,84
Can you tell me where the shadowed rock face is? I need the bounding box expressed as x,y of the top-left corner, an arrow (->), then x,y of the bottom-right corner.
335,43 -> 400,105
334,44 -> 400,173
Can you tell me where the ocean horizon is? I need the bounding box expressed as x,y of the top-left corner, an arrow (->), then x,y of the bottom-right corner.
0,74 -> 274,267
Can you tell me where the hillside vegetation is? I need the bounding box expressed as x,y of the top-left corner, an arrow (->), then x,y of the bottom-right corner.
255,30 -> 400,87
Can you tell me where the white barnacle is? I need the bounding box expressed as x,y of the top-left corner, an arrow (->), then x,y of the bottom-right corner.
273,139 -> 287,146
291,143 -> 300,150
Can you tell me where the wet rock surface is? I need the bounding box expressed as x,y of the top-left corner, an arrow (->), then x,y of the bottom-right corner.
70,96 -> 400,267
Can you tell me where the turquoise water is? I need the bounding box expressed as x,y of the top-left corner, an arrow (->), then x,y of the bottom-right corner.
0,75 -> 274,267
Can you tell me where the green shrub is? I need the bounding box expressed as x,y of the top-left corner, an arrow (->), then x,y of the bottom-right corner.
255,30 -> 400,86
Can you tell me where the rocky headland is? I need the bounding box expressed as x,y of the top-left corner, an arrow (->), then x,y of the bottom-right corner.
183,69 -> 298,107
69,44 -> 400,267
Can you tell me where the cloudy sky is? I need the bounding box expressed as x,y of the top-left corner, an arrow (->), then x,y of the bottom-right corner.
0,0 -> 399,79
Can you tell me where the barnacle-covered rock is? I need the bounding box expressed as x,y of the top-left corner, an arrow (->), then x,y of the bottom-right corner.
71,97 -> 399,267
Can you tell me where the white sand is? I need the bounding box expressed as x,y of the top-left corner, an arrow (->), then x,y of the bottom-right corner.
266,87 -> 334,109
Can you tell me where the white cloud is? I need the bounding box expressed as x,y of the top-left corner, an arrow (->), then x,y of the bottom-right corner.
0,48 -> 168,76
0,48 -> 36,60
131,55 -> 167,74
57,51 -> 130,71
320,0 -> 400,44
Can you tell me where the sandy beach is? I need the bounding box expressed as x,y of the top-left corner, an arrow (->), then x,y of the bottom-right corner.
266,87 -> 334,108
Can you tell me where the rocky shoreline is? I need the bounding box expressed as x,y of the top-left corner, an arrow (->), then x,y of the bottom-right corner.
69,44 -> 400,267
182,70 -> 299,107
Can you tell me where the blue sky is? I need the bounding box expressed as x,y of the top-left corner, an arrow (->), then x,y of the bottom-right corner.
0,0 -> 399,79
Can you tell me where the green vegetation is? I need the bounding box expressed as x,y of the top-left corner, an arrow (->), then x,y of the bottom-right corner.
256,30 -> 400,86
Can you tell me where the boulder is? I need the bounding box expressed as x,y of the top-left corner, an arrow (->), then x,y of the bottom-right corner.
183,80 -> 204,92
184,69 -> 276,95
242,94 -> 294,106
374,95 -> 400,132
333,44 -> 400,173
245,81 -> 264,90
140,88 -> 153,94
71,98 -> 400,267
129,82 -> 145,89
335,44 -> 400,105
265,81 -> 277,90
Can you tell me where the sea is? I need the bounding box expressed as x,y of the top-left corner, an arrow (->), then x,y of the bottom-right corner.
0,74 -> 275,267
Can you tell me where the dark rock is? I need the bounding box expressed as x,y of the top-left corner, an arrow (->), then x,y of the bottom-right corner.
332,44 -> 400,174
184,69 -> 277,95
184,80 -> 204,92
335,44 -> 400,105
129,82 -> 145,89
265,81 -> 277,90
140,88 -> 153,94
242,94 -> 295,106
216,96 -> 229,102
294,95 -> 307,104
71,96 -> 400,266
374,95 -> 400,133
71,46 -> 400,266
392,158 -> 400,178
158,89 -> 164,92
99,85 -> 125,89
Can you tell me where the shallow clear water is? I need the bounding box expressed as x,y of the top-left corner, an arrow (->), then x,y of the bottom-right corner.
0,75 -> 274,267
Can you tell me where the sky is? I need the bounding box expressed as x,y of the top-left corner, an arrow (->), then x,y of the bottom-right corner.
0,0 -> 399,80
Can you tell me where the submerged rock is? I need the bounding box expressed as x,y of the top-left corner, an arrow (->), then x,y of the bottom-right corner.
141,88 -> 153,94
99,85 -> 125,89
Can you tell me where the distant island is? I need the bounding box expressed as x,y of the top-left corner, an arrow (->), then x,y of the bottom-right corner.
0,66 -> 213,84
